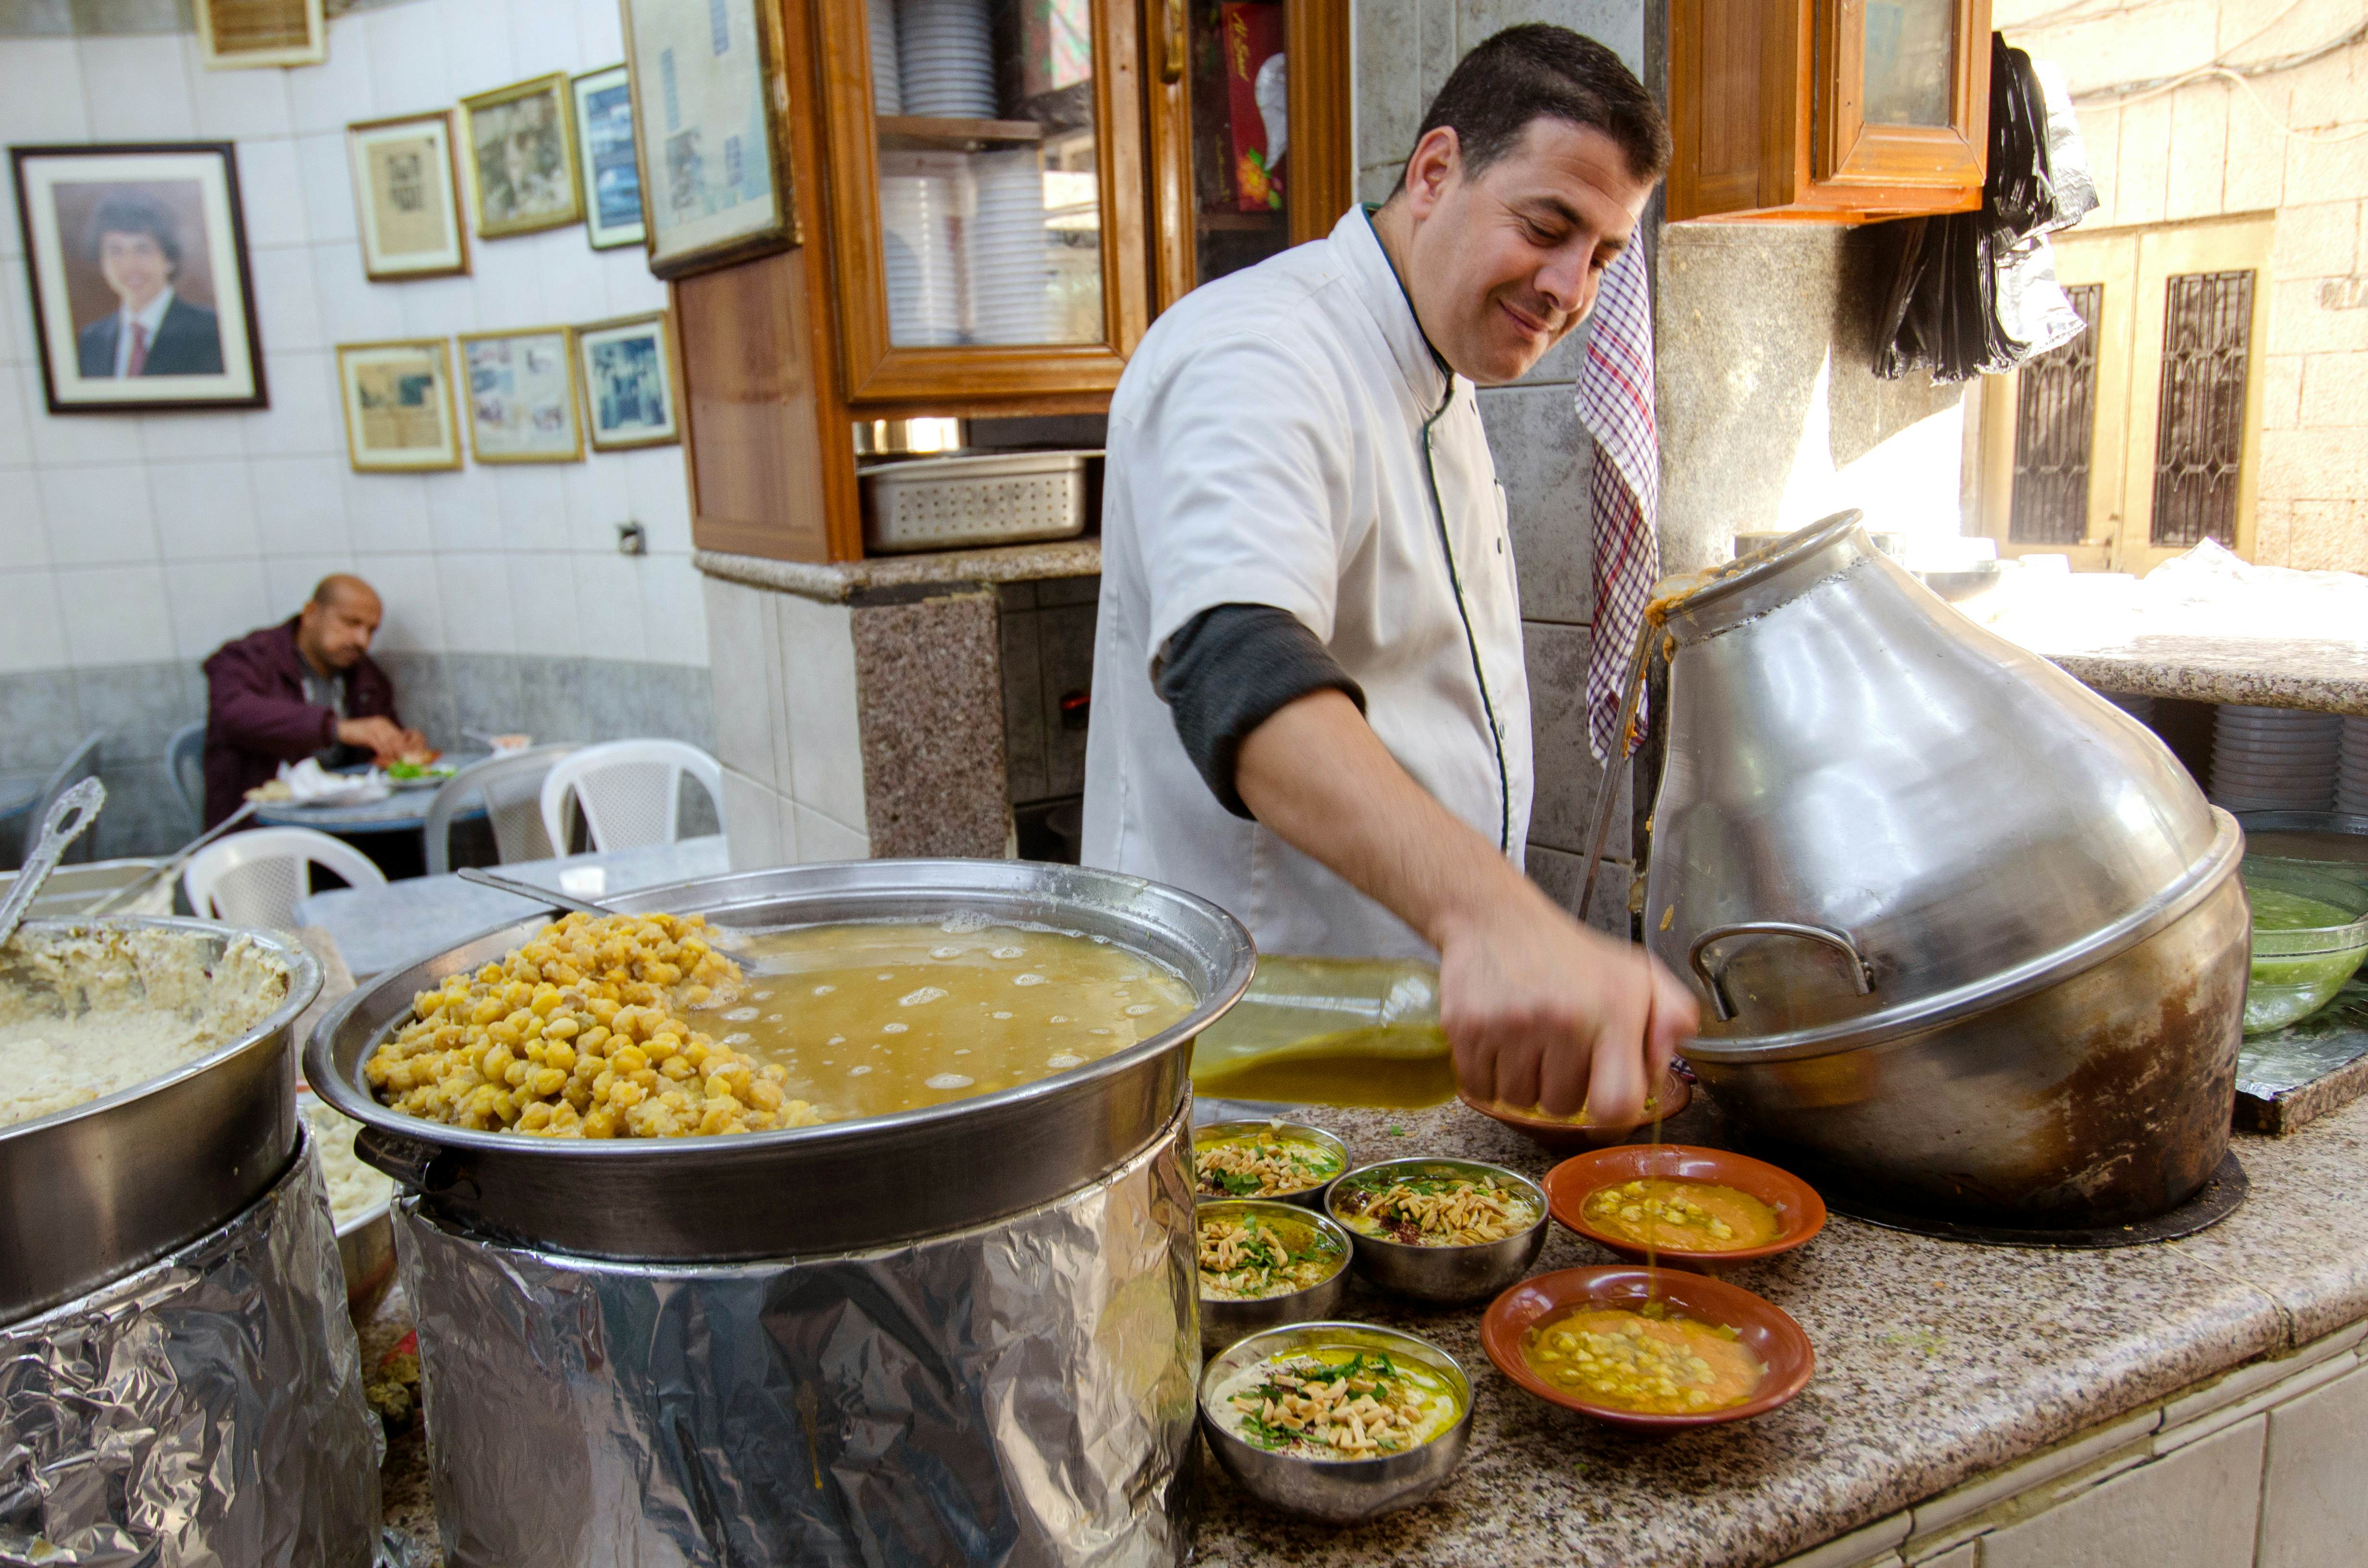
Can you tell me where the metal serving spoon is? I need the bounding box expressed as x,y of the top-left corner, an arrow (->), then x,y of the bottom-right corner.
456,866 -> 611,917
0,777 -> 106,951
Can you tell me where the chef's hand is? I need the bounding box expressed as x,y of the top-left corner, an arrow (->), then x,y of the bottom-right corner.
1234,690 -> 1697,1129
1432,882 -> 1696,1126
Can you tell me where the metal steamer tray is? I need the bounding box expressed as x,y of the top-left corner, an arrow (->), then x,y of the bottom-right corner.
307,860 -> 1256,1261
858,449 -> 1097,554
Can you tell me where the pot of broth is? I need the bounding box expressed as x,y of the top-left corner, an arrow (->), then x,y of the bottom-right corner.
308,859 -> 1252,1259
305,860 -> 1252,1568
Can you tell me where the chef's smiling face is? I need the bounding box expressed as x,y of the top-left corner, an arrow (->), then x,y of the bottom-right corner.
1386,118 -> 1656,385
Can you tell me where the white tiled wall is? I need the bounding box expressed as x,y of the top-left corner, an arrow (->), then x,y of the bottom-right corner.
703,574 -> 873,867
0,0 -> 707,676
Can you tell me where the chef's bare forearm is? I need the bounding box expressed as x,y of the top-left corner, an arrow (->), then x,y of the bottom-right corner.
1232,689 -> 1544,947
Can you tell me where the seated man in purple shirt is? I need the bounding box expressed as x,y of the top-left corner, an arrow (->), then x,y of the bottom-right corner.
200,575 -> 427,826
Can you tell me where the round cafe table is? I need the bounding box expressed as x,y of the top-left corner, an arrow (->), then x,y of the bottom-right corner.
251,757 -> 493,881
250,756 -> 493,836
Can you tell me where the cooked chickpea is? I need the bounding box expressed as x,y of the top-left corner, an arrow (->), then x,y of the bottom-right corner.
363,912 -> 824,1139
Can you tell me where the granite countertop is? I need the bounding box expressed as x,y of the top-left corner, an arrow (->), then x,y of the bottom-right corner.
370,1094 -> 2368,1568
693,539 -> 1102,604
2030,633 -> 2368,715
1978,572 -> 2368,715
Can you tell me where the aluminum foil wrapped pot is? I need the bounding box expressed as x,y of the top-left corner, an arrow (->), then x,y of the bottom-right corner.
308,860 -> 1256,1567
393,1107 -> 1196,1568
1645,513 -> 2246,1225
0,1132 -> 382,1568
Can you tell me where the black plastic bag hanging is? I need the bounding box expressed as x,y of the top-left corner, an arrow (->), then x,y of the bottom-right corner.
1984,35 -> 2057,246
1875,34 -> 2069,381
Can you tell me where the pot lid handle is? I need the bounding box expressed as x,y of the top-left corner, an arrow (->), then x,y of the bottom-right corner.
1690,921 -> 1875,1023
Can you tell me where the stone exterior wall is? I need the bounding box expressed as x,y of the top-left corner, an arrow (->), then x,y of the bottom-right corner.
1997,0 -> 2368,571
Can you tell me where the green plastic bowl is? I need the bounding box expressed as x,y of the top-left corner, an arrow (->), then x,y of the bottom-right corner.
2242,859 -> 2368,1034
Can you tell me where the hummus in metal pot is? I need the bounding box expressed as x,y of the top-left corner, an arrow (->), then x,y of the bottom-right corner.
0,926 -> 292,1130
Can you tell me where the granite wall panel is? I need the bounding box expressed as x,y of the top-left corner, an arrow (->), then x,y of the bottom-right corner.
850,588 -> 1010,859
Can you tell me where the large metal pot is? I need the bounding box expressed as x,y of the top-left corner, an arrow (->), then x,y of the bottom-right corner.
0,918 -> 321,1323
308,860 -> 1252,1568
1646,514 -> 2247,1225
306,859 -> 1255,1258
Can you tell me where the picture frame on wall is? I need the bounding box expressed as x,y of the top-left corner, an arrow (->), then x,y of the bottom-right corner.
336,338 -> 463,472
618,0 -> 797,278
9,143 -> 268,414
569,65 -> 647,251
346,111 -> 470,280
194,0 -> 325,69
457,74 -> 584,239
458,326 -> 584,464
575,312 -> 680,451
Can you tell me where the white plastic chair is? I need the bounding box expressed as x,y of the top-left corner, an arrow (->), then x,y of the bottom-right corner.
183,826 -> 388,929
424,744 -> 579,875
166,722 -> 207,833
540,740 -> 724,856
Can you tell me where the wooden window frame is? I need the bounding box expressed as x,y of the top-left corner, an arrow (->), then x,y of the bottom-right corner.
1667,0 -> 1990,225
1816,0 -> 1987,191
813,0 -> 1153,407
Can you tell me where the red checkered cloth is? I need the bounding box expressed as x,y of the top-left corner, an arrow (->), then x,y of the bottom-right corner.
1574,243 -> 1660,762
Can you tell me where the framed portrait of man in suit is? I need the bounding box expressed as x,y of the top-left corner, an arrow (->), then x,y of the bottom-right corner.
8,143 -> 267,414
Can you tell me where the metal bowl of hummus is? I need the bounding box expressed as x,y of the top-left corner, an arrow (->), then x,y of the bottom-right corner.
0,918 -> 320,1323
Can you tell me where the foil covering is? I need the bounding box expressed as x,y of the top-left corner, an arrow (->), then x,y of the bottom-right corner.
0,1132 -> 382,1567
398,1108 -> 1198,1568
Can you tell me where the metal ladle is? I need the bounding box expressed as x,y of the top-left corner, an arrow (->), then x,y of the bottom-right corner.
0,777 -> 106,950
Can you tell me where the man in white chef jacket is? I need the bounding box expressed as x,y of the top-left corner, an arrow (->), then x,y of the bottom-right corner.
1084,24 -> 1695,1127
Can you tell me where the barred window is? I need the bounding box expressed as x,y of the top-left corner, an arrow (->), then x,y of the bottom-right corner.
2008,283 -> 2101,545
2149,270 -> 2255,549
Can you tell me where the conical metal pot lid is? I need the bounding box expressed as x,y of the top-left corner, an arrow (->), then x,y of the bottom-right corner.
1643,513 -> 2229,1058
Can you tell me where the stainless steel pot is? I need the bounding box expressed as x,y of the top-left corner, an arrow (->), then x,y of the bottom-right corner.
1646,514 -> 2248,1225
307,859 -> 1256,1259
0,918 -> 321,1323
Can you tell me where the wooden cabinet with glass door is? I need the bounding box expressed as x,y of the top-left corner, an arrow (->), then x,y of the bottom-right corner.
676,0 -> 1350,563
1666,0 -> 1990,223
814,0 -> 1152,403
1143,0 -> 1353,307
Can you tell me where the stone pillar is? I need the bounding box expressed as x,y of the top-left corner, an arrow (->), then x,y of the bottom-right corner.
699,568 -> 1014,868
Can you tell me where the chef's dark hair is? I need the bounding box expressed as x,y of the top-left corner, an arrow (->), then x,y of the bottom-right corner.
1402,24 -> 1670,187
82,192 -> 184,273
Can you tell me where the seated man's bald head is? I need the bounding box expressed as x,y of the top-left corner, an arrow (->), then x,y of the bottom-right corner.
298,574 -> 385,673
311,573 -> 381,614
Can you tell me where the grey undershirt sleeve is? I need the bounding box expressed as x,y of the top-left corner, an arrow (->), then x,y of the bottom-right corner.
1152,603 -> 1368,820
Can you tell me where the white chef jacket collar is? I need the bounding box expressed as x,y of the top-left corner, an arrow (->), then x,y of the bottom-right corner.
1335,207 -> 1454,410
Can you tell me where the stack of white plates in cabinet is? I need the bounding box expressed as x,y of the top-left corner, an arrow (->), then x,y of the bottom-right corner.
898,0 -> 997,118
2208,704 -> 2340,812
880,175 -> 961,345
968,150 -> 1053,344
2337,717 -> 2368,816
867,0 -> 902,114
